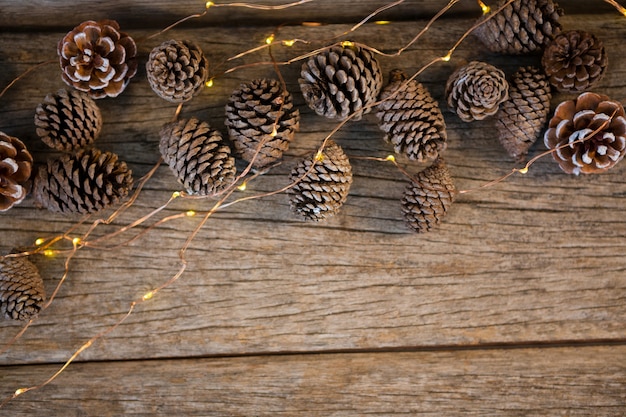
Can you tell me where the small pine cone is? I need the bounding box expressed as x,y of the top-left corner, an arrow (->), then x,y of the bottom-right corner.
288,140 -> 352,221
299,44 -> 383,121
445,61 -> 509,122
474,0 -> 563,55
495,66 -> 552,161
0,132 -> 33,211
376,69 -> 447,162
146,40 -> 209,103
544,92 -> 626,175
0,255 -> 45,321
542,30 -> 608,93
225,78 -> 300,169
33,148 -> 133,214
35,89 -> 102,152
402,158 -> 456,233
160,118 -> 236,195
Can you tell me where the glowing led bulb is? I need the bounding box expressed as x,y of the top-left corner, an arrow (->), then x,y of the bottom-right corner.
172,191 -> 181,199
375,20 -> 391,25
43,249 -> 55,257
186,210 -> 196,217
205,1 -> 214,8
265,34 -> 275,45
441,54 -> 451,62
14,388 -> 27,396
72,237 -> 81,246
518,167 -> 528,174
314,151 -> 324,162
237,182 -> 247,191
282,39 -> 296,47
205,79 -> 214,88
270,127 -> 278,137
477,0 -> 491,14
385,155 -> 396,162
142,291 -> 154,301
35,238 -> 45,246
341,41 -> 354,47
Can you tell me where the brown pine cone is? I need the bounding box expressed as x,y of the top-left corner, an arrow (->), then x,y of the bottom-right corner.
495,66 -> 552,161
445,61 -> 509,122
160,118 -> 236,195
146,40 -> 209,103
402,158 -> 456,233
376,69 -> 447,162
544,92 -> 626,175
288,140 -> 352,221
1,255 -> 45,321
0,132 -> 33,211
542,30 -> 608,93
35,89 -> 102,152
299,43 -> 383,121
474,0 -> 563,55
58,19 -> 138,99
225,78 -> 300,169
33,148 -> 133,214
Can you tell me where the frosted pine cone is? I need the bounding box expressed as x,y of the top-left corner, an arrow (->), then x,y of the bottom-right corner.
58,19 -> 138,99
299,43 -> 383,121
0,255 -> 45,321
544,92 -> 626,175
146,40 -> 209,103
160,118 -> 236,195
474,0 -> 563,55
495,66 -> 552,161
225,78 -> 300,169
445,61 -> 509,122
376,69 -> 447,162
35,89 -> 102,152
0,132 -> 33,211
33,148 -> 133,214
288,140 -> 352,221
402,158 -> 456,233
542,30 -> 608,93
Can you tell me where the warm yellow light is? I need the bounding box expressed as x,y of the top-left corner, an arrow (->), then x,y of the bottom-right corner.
375,20 -> 391,25
314,151 -> 324,162
385,154 -> 396,162
205,1 -> 214,8
270,127 -> 278,137
282,39 -> 296,47
43,249 -> 55,257
518,167 -> 528,174
186,210 -> 196,217
265,34 -> 275,45
340,41 -> 354,47
302,22 -> 322,27
441,54 -> 451,62
35,238 -> 45,246
142,291 -> 154,301
172,191 -> 181,198
237,182 -> 247,191
14,388 -> 27,396
72,237 -> 81,246
205,79 -> 214,88
477,0 -> 491,14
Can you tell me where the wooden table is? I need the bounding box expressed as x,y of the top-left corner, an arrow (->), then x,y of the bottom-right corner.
1,1 -> 625,415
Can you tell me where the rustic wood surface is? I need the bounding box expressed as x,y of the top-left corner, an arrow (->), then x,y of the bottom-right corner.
0,1 -> 625,415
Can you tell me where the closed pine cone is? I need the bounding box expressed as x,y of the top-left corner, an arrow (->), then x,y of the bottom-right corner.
445,61 -> 509,122
160,118 -> 236,195
288,140 -> 352,221
0,255 -> 45,321
58,20 -> 138,99
0,132 -> 33,211
33,148 -> 133,214
35,89 -> 102,152
495,66 -> 552,161
299,43 -> 383,121
376,69 -> 447,162
544,92 -> 626,175
146,40 -> 209,103
225,78 -> 300,169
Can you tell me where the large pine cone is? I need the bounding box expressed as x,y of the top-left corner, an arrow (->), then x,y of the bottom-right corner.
542,30 -> 608,93
35,89 -> 102,152
58,19 -> 138,99
288,140 -> 352,221
33,148 -> 133,214
1,255 -> 45,321
225,78 -> 300,169
402,158 -> 456,233
376,69 -> 447,162
146,40 -> 209,103
544,92 -> 626,175
0,132 -> 33,211
445,61 -> 509,122
299,44 -> 383,121
160,118 -> 236,195
474,0 -> 563,55
495,66 -> 552,161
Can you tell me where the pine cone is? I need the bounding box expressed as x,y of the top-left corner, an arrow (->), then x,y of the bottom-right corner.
225,78 -> 300,169
0,132 -> 33,211
35,89 -> 102,152
58,19 -> 138,99
299,43 -> 383,121
474,0 -> 563,55
495,66 -> 552,161
0,255 -> 45,321
402,158 -> 456,233
542,30 -> 608,93
445,61 -> 509,122
33,148 -> 133,214
376,69 -> 447,162
288,140 -> 352,221
544,92 -> 626,175
160,118 -> 236,195
146,40 -> 209,103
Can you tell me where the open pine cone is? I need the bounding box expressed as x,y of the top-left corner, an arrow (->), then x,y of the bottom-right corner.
58,19 -> 138,99
1,255 -> 45,321
544,92 -> 626,175
0,132 -> 33,211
